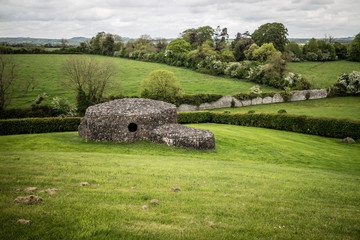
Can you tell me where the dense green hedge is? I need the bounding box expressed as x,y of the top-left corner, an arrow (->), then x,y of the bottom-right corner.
0,117 -> 81,135
178,112 -> 360,139
1,113 -> 359,140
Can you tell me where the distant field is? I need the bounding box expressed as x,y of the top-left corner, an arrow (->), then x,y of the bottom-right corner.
289,61 -> 360,89
8,54 -> 277,108
0,124 -> 359,239
208,96 -> 360,120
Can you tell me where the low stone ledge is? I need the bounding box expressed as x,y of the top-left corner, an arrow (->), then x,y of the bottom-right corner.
309,89 -> 328,99
251,97 -> 263,105
262,96 -> 273,104
177,104 -> 199,112
272,93 -> 284,103
176,89 -> 327,112
149,124 -> 215,150
199,96 -> 233,110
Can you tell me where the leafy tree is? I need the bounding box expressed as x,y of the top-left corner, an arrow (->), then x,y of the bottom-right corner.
303,38 -> 336,61
348,33 -> 360,62
90,32 -> 105,54
214,26 -> 229,51
166,38 -> 192,54
182,28 -> 198,48
188,40 -> 217,63
141,70 -> 183,103
244,43 -> 259,60
154,38 -> 168,52
100,33 -> 115,55
62,56 -> 119,115
197,26 -> 215,45
182,26 -> 214,49
333,41 -> 348,59
264,52 -> 288,87
219,44 -> 236,62
307,38 -> 318,53
252,22 -> 289,51
90,33 -> 124,56
285,41 -> 302,60
252,43 -> 280,62
61,39 -> 68,50
232,32 -> 254,61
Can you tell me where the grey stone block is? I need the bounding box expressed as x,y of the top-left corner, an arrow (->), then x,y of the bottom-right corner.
78,98 -> 215,150
150,124 -> 215,150
273,93 -> 284,103
262,96 -> 273,104
251,97 -> 263,105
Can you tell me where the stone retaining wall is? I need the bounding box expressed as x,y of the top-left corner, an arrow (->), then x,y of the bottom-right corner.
177,89 -> 328,112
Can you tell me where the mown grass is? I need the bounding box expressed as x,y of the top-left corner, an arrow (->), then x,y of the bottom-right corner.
208,96 -> 360,120
1,124 -> 359,239
9,54 -> 277,109
289,60 -> 360,89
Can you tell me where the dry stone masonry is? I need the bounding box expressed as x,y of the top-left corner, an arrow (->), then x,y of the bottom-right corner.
177,89 -> 328,112
78,98 -> 215,150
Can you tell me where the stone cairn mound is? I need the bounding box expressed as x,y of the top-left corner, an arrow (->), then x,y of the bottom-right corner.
78,98 -> 215,150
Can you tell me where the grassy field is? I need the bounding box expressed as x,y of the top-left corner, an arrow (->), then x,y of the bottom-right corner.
1,124 -> 359,239
208,96 -> 360,120
8,55 -> 360,109
9,54 -> 278,109
289,61 -> 360,89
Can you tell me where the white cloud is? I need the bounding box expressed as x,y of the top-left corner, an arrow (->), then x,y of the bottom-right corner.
0,0 -> 359,38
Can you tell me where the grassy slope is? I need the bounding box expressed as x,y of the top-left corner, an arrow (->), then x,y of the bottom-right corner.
208,96 -> 360,120
289,60 -> 360,89
1,124 -> 359,239
10,54 -> 277,108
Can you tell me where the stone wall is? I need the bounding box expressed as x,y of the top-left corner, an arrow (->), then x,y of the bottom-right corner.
177,89 -> 328,112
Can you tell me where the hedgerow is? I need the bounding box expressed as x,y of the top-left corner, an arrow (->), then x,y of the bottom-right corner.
1,112 -> 359,140
0,117 -> 80,135
177,112 -> 360,139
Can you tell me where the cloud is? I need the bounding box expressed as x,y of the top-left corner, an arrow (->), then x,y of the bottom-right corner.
0,0 -> 359,38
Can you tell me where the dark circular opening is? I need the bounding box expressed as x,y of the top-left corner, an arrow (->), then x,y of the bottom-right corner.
128,123 -> 138,132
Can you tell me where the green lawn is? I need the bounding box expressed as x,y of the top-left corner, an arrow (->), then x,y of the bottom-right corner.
1,124 -> 359,239
209,96 -> 360,120
9,54 -> 277,109
289,60 -> 360,89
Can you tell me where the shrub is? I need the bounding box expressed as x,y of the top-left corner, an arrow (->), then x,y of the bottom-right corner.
175,94 -> 223,106
51,97 -> 77,117
177,112 -> 212,124
250,85 -> 262,95
280,87 -> 293,102
0,117 -> 81,135
278,109 -> 287,114
244,43 -> 259,60
285,41 -> 303,61
337,71 -> 360,94
348,33 -> 360,62
0,105 -> 59,119
165,38 -> 192,54
248,110 -> 255,114
35,92 -> 48,105
283,72 -> 312,90
306,52 -> 318,61
141,70 -> 183,103
231,99 -> 235,108
224,61 -> 253,79
214,113 -> 360,139
252,43 -> 280,62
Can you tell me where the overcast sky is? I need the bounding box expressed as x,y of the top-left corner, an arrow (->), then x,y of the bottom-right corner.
0,0 -> 359,39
